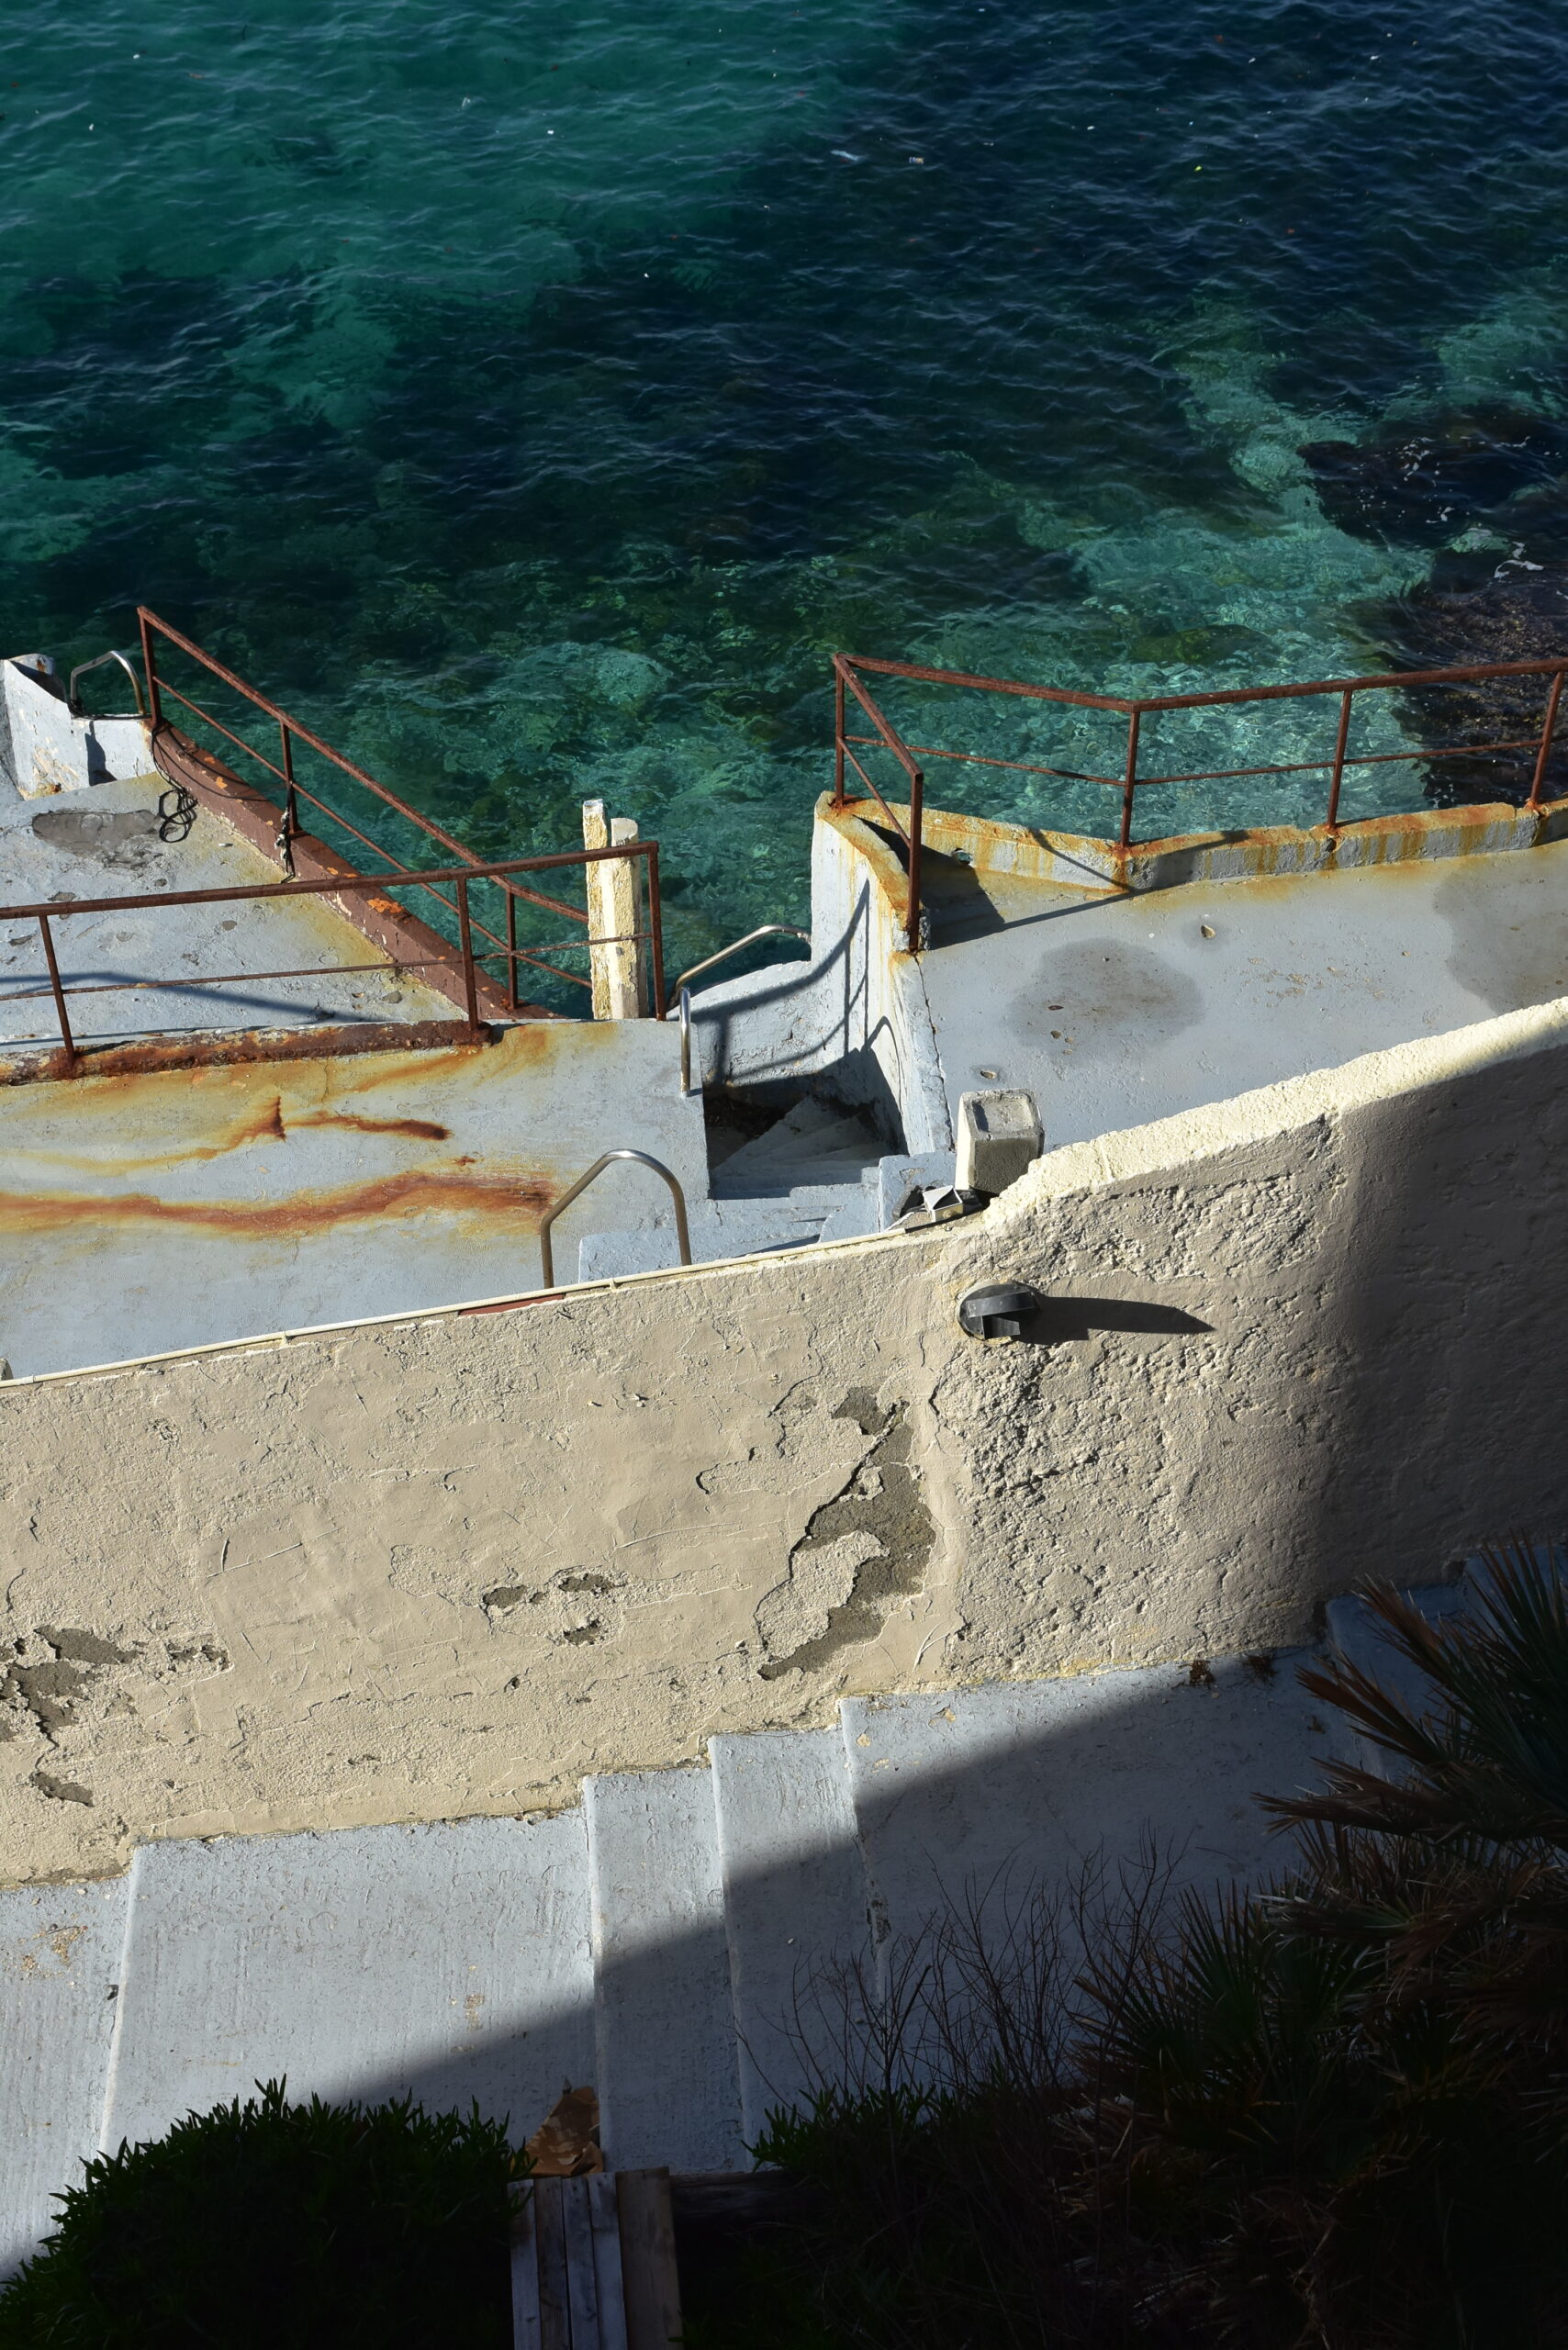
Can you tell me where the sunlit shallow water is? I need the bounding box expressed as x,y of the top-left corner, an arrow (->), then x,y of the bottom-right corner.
5,0 -> 1568,996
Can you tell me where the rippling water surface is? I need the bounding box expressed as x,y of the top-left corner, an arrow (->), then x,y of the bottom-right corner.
5,0 -> 1568,990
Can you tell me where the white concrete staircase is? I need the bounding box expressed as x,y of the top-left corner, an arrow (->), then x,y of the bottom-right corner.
0,1651 -> 1329,2279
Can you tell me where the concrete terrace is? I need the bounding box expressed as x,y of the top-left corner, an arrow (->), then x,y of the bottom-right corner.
917,830 -> 1568,1148
0,767 -> 456,1049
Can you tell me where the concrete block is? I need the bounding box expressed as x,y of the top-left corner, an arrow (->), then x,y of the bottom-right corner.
954,1089 -> 1042,1197
585,1769 -> 744,2172
710,1729 -> 872,2139
100,1816 -> 593,2155
0,1874 -> 130,2277
841,1655 -> 1325,1942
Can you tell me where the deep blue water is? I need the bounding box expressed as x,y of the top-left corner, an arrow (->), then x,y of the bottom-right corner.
5,0 -> 1568,993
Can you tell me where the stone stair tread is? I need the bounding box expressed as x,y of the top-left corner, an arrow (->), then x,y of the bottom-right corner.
710,1729 -> 872,2143
585,1770 -> 745,2175
97,1816 -> 593,2158
712,1102 -> 882,1194
0,1876 -> 129,2280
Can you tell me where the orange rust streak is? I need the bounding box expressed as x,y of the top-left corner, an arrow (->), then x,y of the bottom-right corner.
291,1110 -> 452,1141
0,1166 -> 550,1237
18,1095 -> 289,1176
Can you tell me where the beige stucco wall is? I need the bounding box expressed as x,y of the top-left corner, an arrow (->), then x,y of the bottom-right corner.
3,993 -> 1566,1886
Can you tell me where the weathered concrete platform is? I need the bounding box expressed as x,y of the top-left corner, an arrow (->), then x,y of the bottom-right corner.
919,834 -> 1568,1148
0,768 -> 456,1046
0,1021 -> 704,1376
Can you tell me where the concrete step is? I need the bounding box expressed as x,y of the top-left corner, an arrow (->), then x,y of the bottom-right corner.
1,1645 -> 1350,2278
98,1816 -> 594,2157
584,1769 -> 745,2174
712,1100 -> 881,1199
0,1876 -> 129,2278
840,1654 -> 1326,1942
710,1729 -> 872,2144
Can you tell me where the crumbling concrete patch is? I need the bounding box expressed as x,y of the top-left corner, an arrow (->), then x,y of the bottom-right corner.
756,1391 -> 935,1680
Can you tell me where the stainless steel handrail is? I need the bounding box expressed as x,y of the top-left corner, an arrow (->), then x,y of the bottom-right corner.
666,924 -> 810,1005
538,1149 -> 693,1288
678,988 -> 693,1095
67,649 -> 146,719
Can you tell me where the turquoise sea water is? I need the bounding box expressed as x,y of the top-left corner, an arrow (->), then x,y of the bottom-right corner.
5,0 -> 1568,994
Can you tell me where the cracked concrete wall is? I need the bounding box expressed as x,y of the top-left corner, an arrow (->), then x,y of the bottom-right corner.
2,993 -> 1566,1886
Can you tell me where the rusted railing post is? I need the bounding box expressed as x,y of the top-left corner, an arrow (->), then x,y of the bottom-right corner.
1118,710 -> 1141,852
1528,669 -> 1566,811
38,912 -> 77,1069
276,722 -> 298,876
137,608 -> 162,732
905,766 -> 925,953
1325,687 -> 1354,831
455,876 -> 480,1033
645,842 -> 667,1017
833,665 -> 846,809
506,884 -> 521,1013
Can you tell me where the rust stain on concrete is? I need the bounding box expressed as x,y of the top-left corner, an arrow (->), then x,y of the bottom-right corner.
0,1164 -> 551,1237
293,1109 -> 451,1141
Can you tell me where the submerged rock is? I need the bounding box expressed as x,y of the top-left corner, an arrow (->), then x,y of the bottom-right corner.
1299,406 -> 1568,548
1380,565 -> 1568,806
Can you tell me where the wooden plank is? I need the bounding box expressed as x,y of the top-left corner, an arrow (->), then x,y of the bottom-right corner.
561,2175 -> 603,2350
616,2169 -> 683,2350
588,2174 -> 630,2350
510,2182 -> 543,2350
534,2177 -> 573,2350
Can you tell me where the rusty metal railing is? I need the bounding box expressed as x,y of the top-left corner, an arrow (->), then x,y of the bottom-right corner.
0,846 -> 665,1071
135,608 -> 666,1013
832,649 -> 1568,952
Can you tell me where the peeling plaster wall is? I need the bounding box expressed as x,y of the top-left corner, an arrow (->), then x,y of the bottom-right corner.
2,995 -> 1566,1886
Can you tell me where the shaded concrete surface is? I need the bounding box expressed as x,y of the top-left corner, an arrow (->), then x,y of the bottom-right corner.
0,768 -> 456,1046
0,1877 -> 128,2281
0,1021 -> 705,1374
98,1817 -> 593,2156
920,837 -> 1568,1146
0,1645 -> 1334,2272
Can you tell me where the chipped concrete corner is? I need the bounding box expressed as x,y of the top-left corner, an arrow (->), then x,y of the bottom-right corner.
3,990 -> 1568,1886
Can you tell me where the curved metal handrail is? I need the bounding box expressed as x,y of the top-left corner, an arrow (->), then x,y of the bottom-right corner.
538,1149 -> 692,1289
666,923 -> 810,1007
67,649 -> 146,719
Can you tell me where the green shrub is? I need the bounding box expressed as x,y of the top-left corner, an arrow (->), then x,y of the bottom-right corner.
0,2080 -> 521,2348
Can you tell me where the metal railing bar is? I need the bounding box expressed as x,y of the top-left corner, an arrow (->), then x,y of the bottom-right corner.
38,914 -> 75,1068
845,729 -> 1551,796
846,735 -> 1114,786
141,608 -> 496,875
841,648 -> 1568,719
835,657 -> 923,780
678,989 -> 693,1094
666,924 -> 812,1004
840,746 -> 912,844
2,942 -> 642,1004
0,842 -> 660,927
537,1149 -> 692,1290
164,713 -> 601,940
154,684 -> 294,785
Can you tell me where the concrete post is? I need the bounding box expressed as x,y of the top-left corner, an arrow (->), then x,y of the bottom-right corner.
583,800 -> 646,1020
